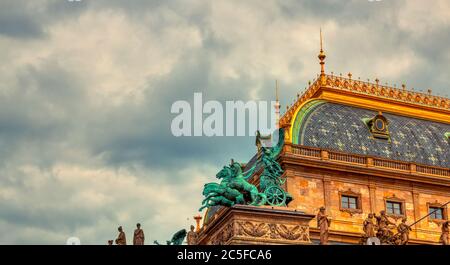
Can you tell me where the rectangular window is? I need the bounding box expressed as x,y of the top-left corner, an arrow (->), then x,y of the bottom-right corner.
386,201 -> 402,215
429,207 -> 444,220
341,195 -> 358,209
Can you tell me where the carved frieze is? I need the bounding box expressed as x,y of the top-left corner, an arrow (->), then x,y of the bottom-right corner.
198,205 -> 315,245
209,220 -> 310,244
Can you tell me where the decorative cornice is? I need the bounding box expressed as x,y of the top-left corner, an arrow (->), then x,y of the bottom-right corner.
280,74 -> 450,127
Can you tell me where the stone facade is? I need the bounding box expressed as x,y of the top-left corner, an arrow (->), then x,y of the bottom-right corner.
280,144 -> 450,244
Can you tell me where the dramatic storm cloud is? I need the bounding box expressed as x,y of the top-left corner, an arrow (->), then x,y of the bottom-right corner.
0,0 -> 449,244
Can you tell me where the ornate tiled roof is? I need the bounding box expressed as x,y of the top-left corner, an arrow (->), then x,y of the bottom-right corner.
293,101 -> 450,168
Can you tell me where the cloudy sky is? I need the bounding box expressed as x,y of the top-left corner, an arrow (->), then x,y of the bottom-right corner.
0,0 -> 449,244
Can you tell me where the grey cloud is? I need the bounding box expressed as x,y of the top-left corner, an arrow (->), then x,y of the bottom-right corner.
0,0 -> 449,244
0,13 -> 45,39
0,0 -> 88,39
86,52 -> 258,171
0,59 -> 86,169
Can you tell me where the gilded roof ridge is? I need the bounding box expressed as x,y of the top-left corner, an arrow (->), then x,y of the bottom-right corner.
279,74 -> 450,127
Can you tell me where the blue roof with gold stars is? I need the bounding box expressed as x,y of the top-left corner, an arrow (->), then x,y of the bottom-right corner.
296,101 -> 450,168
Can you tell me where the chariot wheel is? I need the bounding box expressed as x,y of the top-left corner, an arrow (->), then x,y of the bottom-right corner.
265,186 -> 286,206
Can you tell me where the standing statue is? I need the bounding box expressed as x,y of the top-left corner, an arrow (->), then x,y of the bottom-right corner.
187,225 -> 198,245
397,217 -> 411,245
115,226 -> 127,245
317,207 -> 331,245
375,210 -> 395,243
363,213 -> 376,238
133,223 -> 145,245
440,220 -> 449,245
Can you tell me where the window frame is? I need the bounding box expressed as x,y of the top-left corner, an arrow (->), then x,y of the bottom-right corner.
339,190 -> 362,215
427,202 -> 448,224
384,197 -> 406,219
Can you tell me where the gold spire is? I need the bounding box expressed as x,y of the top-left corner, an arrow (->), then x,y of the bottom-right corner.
318,28 -> 326,85
320,28 -> 324,51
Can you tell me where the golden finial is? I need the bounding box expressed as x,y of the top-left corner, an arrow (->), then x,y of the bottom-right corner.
375,78 -> 380,85
347,72 -> 352,79
318,28 -> 326,84
320,28 -> 323,51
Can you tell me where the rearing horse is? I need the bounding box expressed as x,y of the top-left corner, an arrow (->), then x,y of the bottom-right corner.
226,162 -> 266,206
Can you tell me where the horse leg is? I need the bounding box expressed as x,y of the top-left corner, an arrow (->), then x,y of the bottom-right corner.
221,197 -> 235,207
235,194 -> 245,204
202,193 -> 218,204
199,197 -> 219,211
249,189 -> 259,205
199,204 -> 209,212
249,187 -> 266,206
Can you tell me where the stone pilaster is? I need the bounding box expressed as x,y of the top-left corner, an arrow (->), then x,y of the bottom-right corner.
369,183 -> 377,213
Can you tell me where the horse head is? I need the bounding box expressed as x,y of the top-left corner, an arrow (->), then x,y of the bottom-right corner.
216,166 -> 233,180
230,162 -> 243,177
